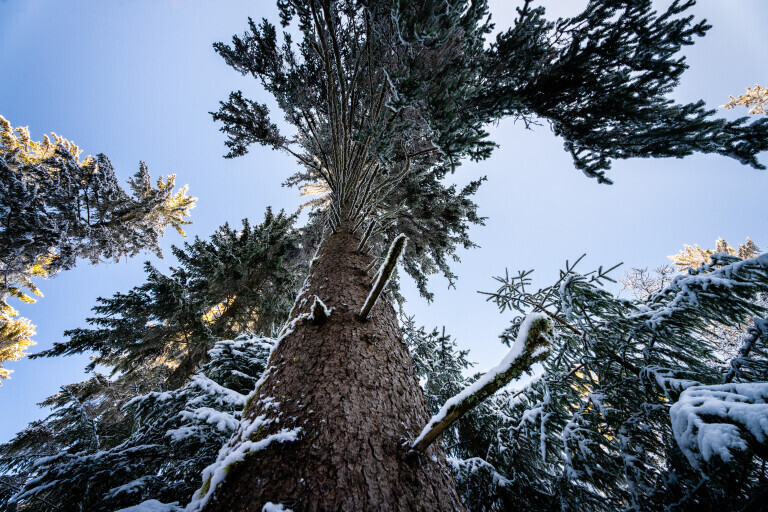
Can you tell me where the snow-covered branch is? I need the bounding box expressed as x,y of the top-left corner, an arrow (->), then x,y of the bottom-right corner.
410,314 -> 552,454
670,383 -> 768,471
359,234 -> 407,319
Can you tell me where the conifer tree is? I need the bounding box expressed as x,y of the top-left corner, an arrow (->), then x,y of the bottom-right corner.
0,335 -> 273,512
623,238 -> 765,358
0,210 -> 309,511
722,85 -> 768,116
34,209 -> 308,386
185,1 -> 768,509
5,250 -> 768,510
444,249 -> 768,511
184,0 -> 768,510
7,1 -> 768,510
0,115 -> 196,381
670,237 -> 759,272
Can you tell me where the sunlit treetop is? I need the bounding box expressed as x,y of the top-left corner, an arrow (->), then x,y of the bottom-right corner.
722,84 -> 768,116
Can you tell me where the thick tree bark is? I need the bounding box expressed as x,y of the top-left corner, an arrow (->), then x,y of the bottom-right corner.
201,223 -> 465,511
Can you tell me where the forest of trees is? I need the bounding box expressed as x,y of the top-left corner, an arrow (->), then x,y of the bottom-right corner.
2,1 -> 768,511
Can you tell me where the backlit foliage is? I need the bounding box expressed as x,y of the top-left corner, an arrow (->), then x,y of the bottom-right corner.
0,115 -> 196,381
722,85 -> 768,116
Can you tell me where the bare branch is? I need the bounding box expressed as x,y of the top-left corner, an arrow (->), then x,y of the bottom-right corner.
356,220 -> 376,252
359,234 -> 407,319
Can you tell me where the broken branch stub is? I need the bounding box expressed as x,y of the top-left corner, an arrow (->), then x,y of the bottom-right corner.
410,314 -> 553,454
359,234 -> 407,319
356,220 -> 376,253
309,296 -> 331,325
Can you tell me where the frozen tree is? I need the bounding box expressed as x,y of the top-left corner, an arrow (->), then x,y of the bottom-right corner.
620,265 -> 675,300
0,115 -> 196,381
448,250 -> 768,511
670,237 -> 759,273
624,238 -> 765,359
8,0 -> 768,510
1,211 -> 309,510
403,316 -> 476,452
186,0 -> 768,509
0,335 -> 273,512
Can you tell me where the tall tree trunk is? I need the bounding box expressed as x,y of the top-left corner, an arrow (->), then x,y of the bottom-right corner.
201,223 -> 465,511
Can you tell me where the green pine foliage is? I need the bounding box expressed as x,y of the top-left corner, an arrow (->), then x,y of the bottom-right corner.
34,209 -> 309,386
476,0 -> 768,184
439,250 -> 768,511
211,0 -> 768,300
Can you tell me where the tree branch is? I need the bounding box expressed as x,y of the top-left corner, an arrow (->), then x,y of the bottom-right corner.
359,234 -> 407,319
410,314 -> 553,454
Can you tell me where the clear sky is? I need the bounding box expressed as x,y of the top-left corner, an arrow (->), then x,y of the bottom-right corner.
1,0 -> 766,444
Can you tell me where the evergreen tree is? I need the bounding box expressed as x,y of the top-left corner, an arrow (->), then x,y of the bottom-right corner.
7,1 -> 768,510
0,335 -> 273,512
722,85 -> 768,116
443,250 -> 768,511
623,238 -> 765,358
0,209 -> 308,510
0,115 -> 196,382
34,209 -> 309,386
186,1 -> 768,509
670,237 -> 759,272
6,250 -> 768,510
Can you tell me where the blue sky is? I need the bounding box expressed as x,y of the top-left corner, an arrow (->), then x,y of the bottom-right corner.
1,0 -> 766,443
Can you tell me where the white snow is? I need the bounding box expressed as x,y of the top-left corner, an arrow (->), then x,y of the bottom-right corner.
412,313 -> 549,448
178,407 -> 239,433
115,499 -> 182,512
641,366 -> 699,398
645,253 -> 768,331
448,456 -> 511,488
188,375 -> 247,406
185,413 -> 301,512
670,382 -> 768,470
307,295 -> 332,321
104,476 -> 153,499
262,503 -> 292,512
360,234 -> 407,318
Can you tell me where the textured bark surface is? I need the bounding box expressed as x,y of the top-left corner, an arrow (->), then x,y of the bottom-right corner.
202,224 -> 465,511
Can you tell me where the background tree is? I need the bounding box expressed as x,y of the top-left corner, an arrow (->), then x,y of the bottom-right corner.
0,336 -> 273,512
0,115 -> 196,381
670,237 -> 759,272
7,246 -> 766,511
34,209 -> 309,386
622,238 -> 764,358
0,210 -> 309,511
447,249 -> 768,511
6,0 -> 768,509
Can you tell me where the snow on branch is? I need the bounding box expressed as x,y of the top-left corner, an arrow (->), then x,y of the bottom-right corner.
724,317 -> 768,383
670,383 -> 768,471
309,296 -> 331,325
359,234 -> 407,319
410,314 -> 552,454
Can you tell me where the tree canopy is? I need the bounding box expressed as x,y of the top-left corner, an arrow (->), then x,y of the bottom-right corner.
3,0 -> 768,510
